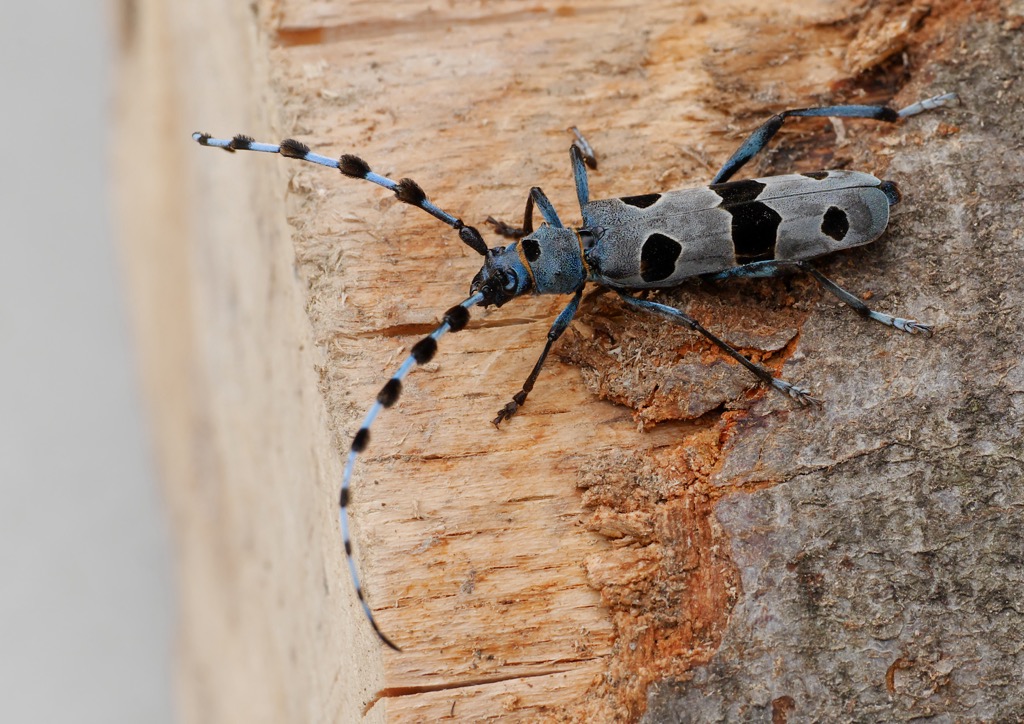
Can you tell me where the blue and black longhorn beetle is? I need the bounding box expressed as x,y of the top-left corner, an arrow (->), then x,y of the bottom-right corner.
195,91 -> 957,650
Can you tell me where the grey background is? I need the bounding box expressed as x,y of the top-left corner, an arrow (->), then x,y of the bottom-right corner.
0,2 -> 174,722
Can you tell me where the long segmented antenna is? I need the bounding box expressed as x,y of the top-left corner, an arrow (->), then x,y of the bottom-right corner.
192,132 -> 490,256
340,292 -> 483,651
194,130 -> 492,649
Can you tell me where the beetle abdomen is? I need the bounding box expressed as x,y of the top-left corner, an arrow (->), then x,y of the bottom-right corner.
583,170 -> 893,289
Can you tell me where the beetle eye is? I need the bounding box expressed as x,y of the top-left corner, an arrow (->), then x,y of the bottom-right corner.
502,271 -> 518,291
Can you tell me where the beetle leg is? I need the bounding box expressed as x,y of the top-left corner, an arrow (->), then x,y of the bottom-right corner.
493,287 -> 584,426
616,291 -> 820,406
707,261 -> 934,336
711,93 -> 958,184
570,145 -> 591,212
487,185 -> 565,239
797,262 -> 934,335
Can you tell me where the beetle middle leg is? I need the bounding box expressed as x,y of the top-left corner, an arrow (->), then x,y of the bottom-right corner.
616,291 -> 820,406
706,260 -> 933,335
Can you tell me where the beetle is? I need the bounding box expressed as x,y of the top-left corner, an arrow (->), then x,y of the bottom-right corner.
194,91 -> 957,649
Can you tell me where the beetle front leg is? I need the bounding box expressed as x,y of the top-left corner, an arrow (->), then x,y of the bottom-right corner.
487,187 -> 536,239
494,287 -> 584,426
616,291 -> 820,406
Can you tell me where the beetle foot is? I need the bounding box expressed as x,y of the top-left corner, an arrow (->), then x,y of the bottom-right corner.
866,310 -> 934,336
893,318 -> 934,337
493,391 -> 529,427
492,401 -> 518,427
773,379 -> 822,407
486,216 -> 525,239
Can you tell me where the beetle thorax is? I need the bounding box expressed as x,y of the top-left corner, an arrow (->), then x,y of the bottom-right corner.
517,224 -> 587,295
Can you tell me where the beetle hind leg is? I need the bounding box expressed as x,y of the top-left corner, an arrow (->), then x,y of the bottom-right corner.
772,379 -> 819,407
797,262 -> 934,336
707,260 -> 934,336
616,292 -> 821,407
896,92 -> 959,119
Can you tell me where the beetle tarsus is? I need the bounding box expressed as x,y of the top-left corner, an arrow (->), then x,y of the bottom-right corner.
486,216 -> 526,238
493,400 -> 519,427
894,318 -> 933,336
773,380 -> 822,407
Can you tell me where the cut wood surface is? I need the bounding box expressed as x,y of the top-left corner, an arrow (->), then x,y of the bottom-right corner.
115,0 -> 1023,721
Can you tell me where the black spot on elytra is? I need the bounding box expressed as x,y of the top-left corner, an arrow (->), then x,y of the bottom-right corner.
802,171 -> 829,180
522,238 -> 541,262
640,233 -> 682,283
710,178 -> 766,204
821,206 -> 849,241
619,193 -> 661,209
731,201 -> 781,261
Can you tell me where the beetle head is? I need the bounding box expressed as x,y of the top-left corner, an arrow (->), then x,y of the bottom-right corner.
470,244 -> 533,307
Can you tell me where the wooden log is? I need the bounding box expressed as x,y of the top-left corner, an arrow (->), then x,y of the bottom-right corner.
115,0 -> 1022,720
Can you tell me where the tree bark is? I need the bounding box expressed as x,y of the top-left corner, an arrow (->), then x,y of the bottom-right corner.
114,0 -> 1023,720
